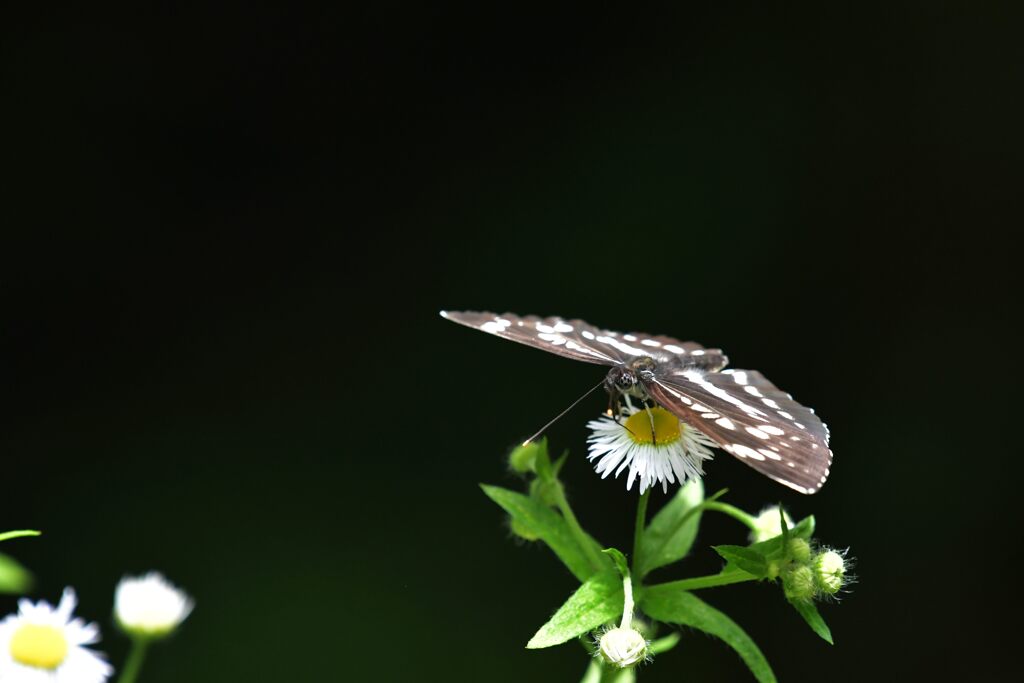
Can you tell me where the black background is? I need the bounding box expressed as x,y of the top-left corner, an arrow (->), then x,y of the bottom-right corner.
2,3 -> 1018,681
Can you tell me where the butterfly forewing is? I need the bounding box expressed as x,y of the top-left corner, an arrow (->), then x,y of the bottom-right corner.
441,310 -> 725,369
645,371 -> 832,494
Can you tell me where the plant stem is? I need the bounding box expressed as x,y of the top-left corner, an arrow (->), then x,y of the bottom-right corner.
552,481 -> 605,572
654,569 -> 758,592
704,501 -> 758,530
117,637 -> 150,683
631,489 -> 651,575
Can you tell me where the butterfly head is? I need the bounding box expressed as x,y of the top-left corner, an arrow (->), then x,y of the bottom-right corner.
604,357 -> 657,400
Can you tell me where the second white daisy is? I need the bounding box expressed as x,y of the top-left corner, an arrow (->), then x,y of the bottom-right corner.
587,406 -> 716,493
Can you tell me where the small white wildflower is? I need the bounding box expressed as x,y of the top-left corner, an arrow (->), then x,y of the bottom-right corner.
599,626 -> 649,669
587,406 -> 715,493
115,572 -> 194,638
0,587 -> 113,682
814,550 -> 848,595
750,505 -> 794,543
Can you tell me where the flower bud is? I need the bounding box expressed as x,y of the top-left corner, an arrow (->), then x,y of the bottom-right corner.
783,565 -> 816,603
750,506 -> 794,543
787,538 -> 812,565
115,572 -> 193,638
509,442 -> 541,474
528,478 -> 560,508
814,550 -> 847,595
599,627 -> 649,669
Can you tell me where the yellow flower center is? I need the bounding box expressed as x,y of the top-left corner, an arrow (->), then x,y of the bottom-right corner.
10,624 -> 68,669
624,407 -> 681,445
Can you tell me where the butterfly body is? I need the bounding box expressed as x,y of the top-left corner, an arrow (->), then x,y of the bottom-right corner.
441,310 -> 832,494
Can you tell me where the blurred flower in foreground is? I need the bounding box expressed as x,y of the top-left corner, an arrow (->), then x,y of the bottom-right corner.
0,587 -> 112,682
749,505 -> 794,543
587,406 -> 715,493
115,572 -> 194,638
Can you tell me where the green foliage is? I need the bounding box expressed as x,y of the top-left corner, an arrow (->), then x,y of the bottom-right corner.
481,484 -> 604,581
526,569 -> 624,649
788,597 -> 834,644
0,530 -> 39,595
640,585 -> 776,683
0,553 -> 33,594
634,480 -> 714,578
482,437 -> 851,680
713,545 -> 769,578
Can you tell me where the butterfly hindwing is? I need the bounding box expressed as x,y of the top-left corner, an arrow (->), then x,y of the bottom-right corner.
645,370 -> 832,494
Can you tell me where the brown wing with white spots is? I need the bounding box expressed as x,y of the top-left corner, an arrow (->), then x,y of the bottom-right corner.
645,369 -> 832,494
440,310 -> 626,365
441,310 -> 725,369
628,332 -> 729,371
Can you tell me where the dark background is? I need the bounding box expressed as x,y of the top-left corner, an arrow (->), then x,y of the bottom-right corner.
2,3 -> 1017,681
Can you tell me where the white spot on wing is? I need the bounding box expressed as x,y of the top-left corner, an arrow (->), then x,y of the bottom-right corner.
641,339 -> 662,347
715,417 -> 736,430
692,349 -> 705,356
743,386 -> 763,397
581,330 -> 596,340
745,427 -> 770,440
759,425 -> 785,436
663,344 -> 685,354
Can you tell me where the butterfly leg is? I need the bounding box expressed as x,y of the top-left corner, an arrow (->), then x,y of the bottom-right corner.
643,403 -> 657,444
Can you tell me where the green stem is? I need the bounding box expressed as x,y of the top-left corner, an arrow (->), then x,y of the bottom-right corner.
631,489 -> 651,575
552,482 -> 605,572
0,530 -> 41,543
654,569 -> 759,592
118,637 -> 150,683
704,501 -> 758,530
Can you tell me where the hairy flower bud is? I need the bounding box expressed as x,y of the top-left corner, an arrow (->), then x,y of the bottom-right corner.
783,565 -> 816,603
599,627 -> 649,669
814,550 -> 847,595
787,538 -> 812,565
509,442 -> 541,474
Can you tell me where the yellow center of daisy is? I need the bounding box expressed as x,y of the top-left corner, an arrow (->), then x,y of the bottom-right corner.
9,624 -> 69,669
624,407 -> 681,445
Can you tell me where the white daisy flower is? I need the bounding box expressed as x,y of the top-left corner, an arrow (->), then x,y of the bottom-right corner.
0,587 -> 113,683
587,405 -> 716,493
115,572 -> 193,638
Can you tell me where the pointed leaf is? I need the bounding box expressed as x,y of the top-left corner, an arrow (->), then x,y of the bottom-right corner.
788,598 -> 834,644
635,480 -> 709,577
481,485 -> 603,580
602,548 -> 630,579
641,585 -> 776,683
527,569 -> 623,648
713,545 -> 769,578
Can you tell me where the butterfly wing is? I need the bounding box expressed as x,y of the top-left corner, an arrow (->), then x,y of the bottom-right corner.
441,310 -> 725,369
645,369 -> 832,494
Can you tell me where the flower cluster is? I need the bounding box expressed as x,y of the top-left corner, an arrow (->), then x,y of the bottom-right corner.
0,572 -> 192,683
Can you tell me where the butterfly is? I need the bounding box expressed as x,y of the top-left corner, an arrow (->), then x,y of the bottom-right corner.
440,310 -> 832,494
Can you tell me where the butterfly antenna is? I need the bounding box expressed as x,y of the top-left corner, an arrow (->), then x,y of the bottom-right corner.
522,379 -> 606,446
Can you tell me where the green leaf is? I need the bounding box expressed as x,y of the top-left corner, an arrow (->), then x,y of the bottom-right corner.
533,438 -> 554,479
579,660 -> 602,683
0,553 -> 34,594
481,485 -> 604,581
788,598 -> 834,644
713,545 -> 769,578
527,569 -> 623,649
602,548 -> 630,579
649,632 -> 681,654
641,585 -> 776,683
748,515 -> 815,560
635,480 -> 712,577
0,530 -> 41,543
